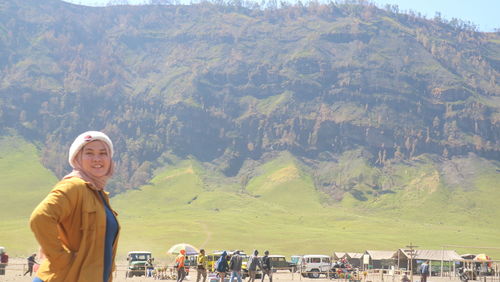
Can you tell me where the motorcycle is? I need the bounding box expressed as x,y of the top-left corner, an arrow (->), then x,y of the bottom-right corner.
458,267 -> 470,282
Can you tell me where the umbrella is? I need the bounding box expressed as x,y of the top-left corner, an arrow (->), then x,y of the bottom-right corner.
168,243 -> 199,255
475,254 -> 491,261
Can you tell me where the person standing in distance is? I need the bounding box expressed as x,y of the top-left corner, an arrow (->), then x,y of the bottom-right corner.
247,250 -> 261,282
229,250 -> 243,282
176,249 -> 187,282
30,131 -> 120,282
216,251 -> 229,282
0,248 -> 8,275
420,260 -> 430,282
196,249 -> 208,282
24,253 -> 38,276
261,250 -> 272,282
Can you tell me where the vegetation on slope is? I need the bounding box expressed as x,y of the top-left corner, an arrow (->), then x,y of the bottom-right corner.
0,0 -> 498,196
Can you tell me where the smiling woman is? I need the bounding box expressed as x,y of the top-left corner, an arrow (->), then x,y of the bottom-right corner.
81,141 -> 112,178
29,131 -> 120,282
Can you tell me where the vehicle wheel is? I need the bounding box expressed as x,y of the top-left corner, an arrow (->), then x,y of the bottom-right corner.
309,269 -> 320,279
127,271 -> 134,278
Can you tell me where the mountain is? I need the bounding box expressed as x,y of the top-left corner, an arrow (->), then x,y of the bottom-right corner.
0,0 -> 499,257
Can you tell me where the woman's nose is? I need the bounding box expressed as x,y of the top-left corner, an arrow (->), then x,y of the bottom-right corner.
92,155 -> 104,161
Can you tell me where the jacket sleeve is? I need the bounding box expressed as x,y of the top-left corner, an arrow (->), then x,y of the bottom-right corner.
29,182 -> 77,270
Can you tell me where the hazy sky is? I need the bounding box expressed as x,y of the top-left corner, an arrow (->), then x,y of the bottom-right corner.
62,0 -> 499,32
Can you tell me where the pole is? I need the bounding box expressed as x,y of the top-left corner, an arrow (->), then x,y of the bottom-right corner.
398,250 -> 400,270
441,247 -> 444,277
406,243 -> 419,282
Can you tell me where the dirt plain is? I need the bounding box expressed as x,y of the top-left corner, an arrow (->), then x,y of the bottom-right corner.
0,258 -> 478,282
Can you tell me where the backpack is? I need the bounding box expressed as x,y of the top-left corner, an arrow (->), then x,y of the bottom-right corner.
420,264 -> 429,275
214,259 -> 219,270
262,256 -> 270,270
0,254 -> 8,263
215,256 -> 226,272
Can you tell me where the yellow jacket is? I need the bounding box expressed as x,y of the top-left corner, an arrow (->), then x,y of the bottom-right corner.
197,254 -> 207,269
30,177 -> 120,282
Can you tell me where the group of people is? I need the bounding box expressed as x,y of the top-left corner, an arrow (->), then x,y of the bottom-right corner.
0,249 -> 39,277
183,249 -> 273,282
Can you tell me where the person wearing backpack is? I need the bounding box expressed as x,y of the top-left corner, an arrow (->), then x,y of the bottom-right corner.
176,249 -> 187,282
247,250 -> 262,282
229,250 -> 243,282
216,251 -> 229,282
261,250 -> 272,282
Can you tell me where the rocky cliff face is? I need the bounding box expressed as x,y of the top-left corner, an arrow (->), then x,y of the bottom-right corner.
0,0 -> 499,195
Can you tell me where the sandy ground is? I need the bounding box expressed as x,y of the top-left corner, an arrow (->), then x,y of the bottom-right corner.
0,258 -> 491,282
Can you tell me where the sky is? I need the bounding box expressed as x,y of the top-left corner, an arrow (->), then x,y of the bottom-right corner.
62,0 -> 499,32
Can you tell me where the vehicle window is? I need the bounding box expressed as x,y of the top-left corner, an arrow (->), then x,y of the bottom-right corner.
322,258 -> 330,263
278,258 -> 285,262
130,254 -> 150,261
311,258 -> 321,263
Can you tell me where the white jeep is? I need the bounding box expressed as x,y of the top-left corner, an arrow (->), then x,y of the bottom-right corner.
300,255 -> 331,278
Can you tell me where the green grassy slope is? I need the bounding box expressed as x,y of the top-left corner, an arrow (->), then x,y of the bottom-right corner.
0,136 -> 57,254
112,153 -> 500,260
1,139 -> 499,260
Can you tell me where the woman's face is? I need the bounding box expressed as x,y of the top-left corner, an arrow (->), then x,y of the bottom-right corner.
80,141 -> 111,177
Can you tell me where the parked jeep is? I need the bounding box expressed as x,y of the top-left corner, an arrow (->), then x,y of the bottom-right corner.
300,255 -> 331,278
268,255 -> 297,272
126,251 -> 153,278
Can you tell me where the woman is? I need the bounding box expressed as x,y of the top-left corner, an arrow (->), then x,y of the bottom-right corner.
30,131 -> 120,282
